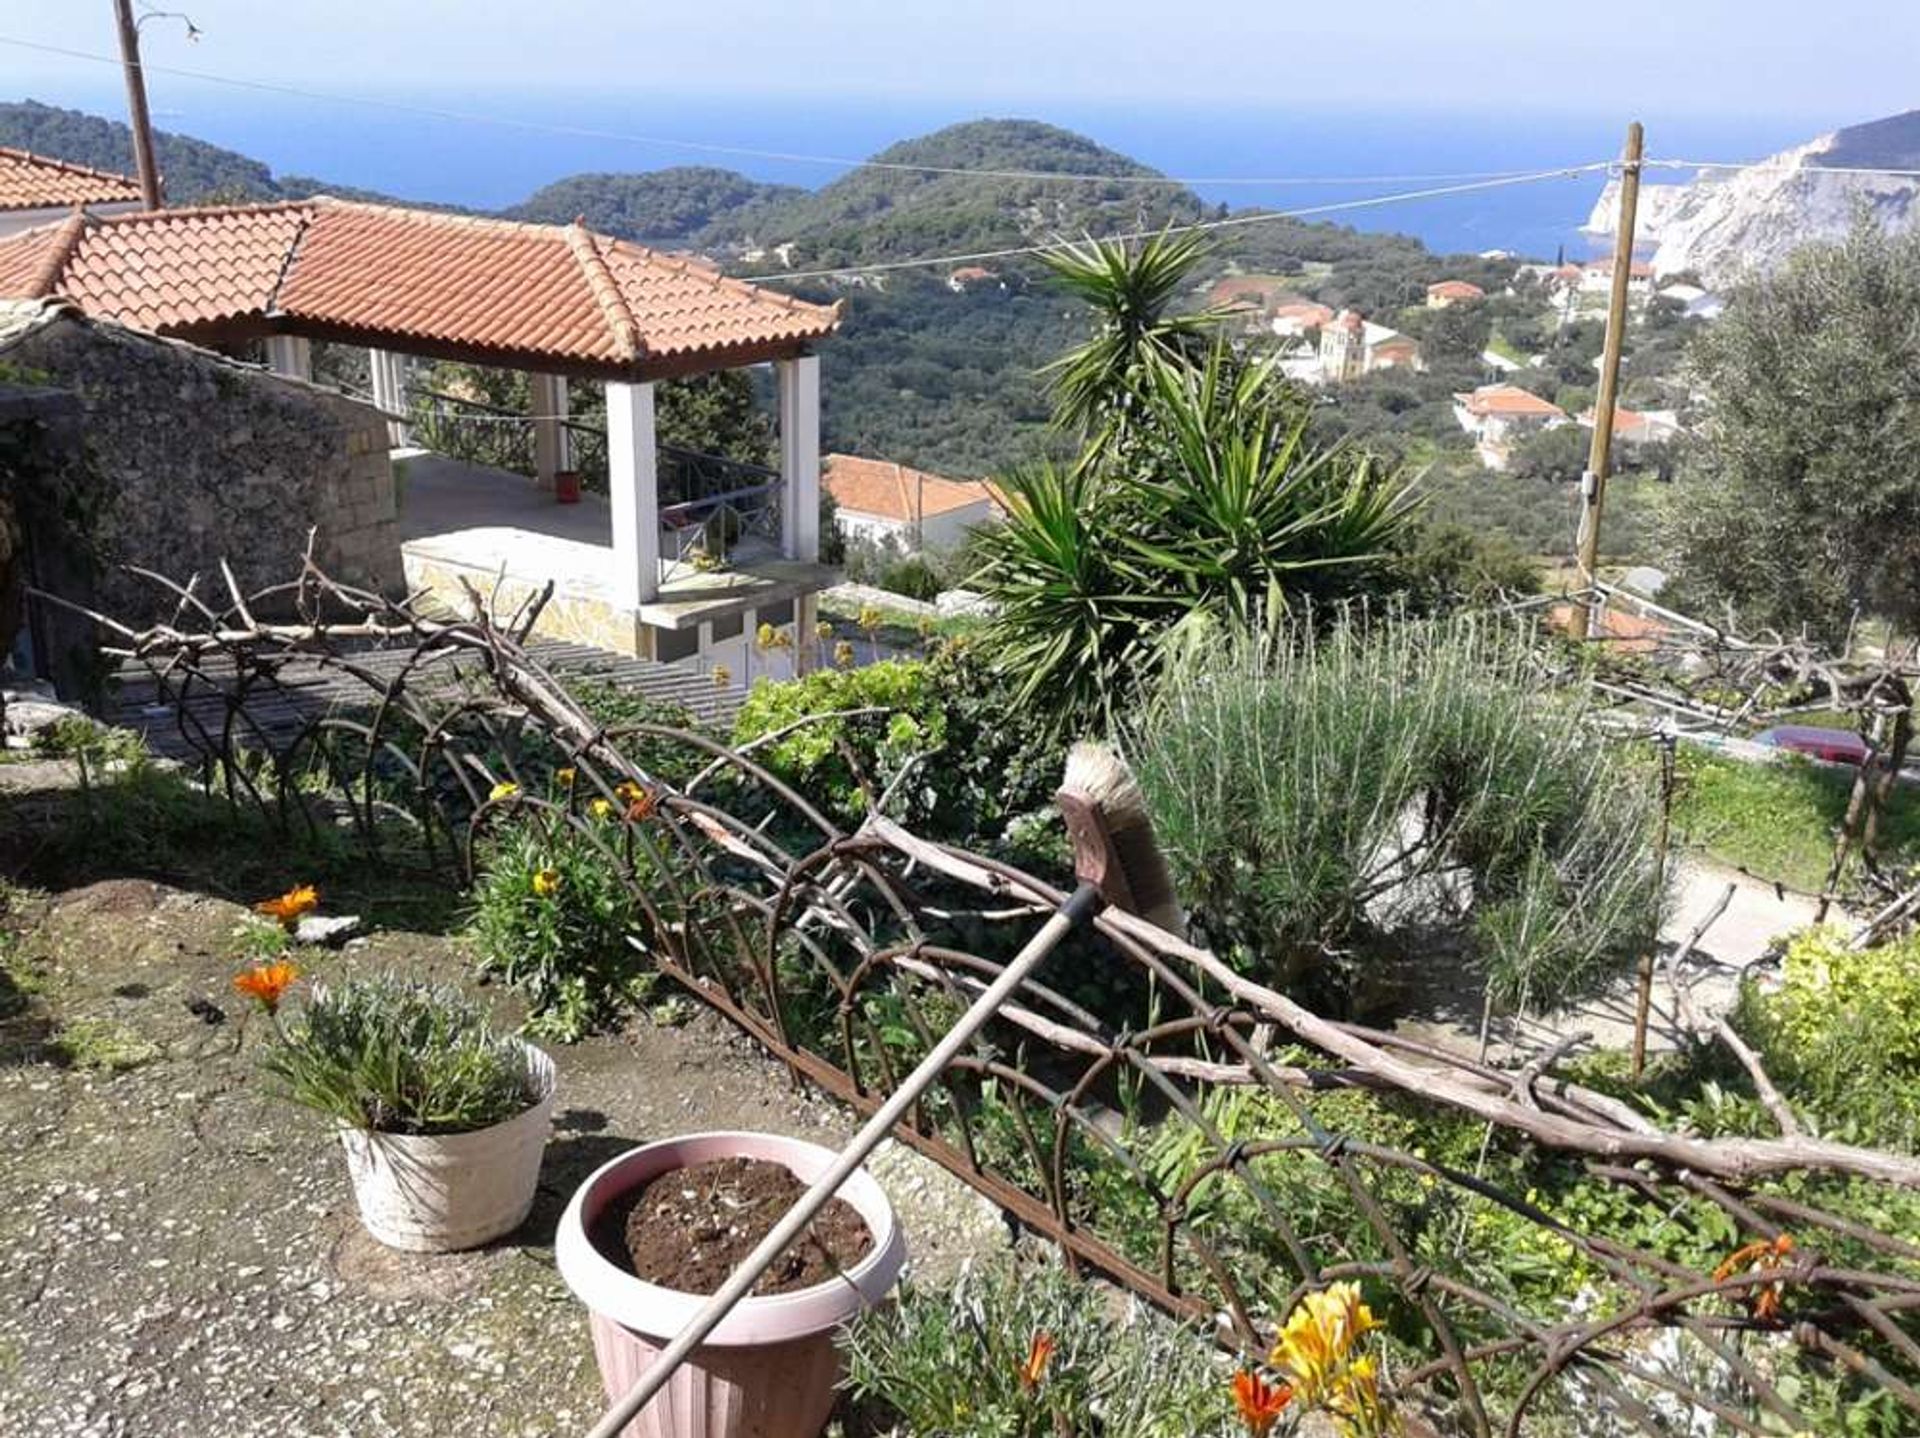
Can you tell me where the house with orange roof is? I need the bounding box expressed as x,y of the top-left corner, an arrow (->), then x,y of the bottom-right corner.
1269,300 -> 1335,338
0,147 -> 144,238
1425,280 -> 1485,308
946,266 -> 1002,292
0,196 -> 844,668
824,453 -> 1003,552
1579,255 -> 1656,299
1578,404 -> 1682,447
1453,383 -> 1569,469
1316,310 -> 1422,384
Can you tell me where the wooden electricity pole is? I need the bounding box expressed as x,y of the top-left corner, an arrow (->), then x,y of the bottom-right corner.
1569,121 -> 1644,639
112,0 -> 165,210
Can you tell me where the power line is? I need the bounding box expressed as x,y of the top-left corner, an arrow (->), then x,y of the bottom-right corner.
1646,156 -> 1920,180
741,164 -> 1612,282
0,34 -> 1602,190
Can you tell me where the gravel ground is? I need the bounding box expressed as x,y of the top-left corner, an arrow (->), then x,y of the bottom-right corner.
0,877 -> 1008,1437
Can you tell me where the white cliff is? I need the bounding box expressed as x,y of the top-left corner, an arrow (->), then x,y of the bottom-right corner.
1583,112 -> 1920,287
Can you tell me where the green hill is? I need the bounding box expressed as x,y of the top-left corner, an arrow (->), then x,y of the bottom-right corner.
501,166 -> 801,246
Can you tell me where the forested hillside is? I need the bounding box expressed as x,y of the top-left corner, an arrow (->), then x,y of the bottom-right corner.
501,166 -> 801,246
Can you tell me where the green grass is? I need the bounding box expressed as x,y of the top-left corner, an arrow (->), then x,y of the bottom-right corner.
1672,749 -> 1920,891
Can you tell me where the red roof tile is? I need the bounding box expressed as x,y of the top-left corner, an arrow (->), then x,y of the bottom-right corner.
1454,383 -> 1566,418
0,147 -> 142,211
825,453 -> 1001,523
1426,280 -> 1484,299
0,197 -> 840,377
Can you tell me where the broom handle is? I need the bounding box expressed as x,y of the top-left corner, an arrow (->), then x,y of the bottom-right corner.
583,883 -> 1101,1438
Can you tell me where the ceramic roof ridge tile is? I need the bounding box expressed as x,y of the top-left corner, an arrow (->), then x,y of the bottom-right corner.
262,206 -> 316,317
565,221 -> 643,362
26,209 -> 90,298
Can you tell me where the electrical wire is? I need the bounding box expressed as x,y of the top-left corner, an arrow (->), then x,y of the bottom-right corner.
0,34 -> 1600,190
740,164 -> 1612,282
1646,156 -> 1920,180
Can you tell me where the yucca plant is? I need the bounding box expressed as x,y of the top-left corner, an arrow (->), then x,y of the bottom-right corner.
971,345 -> 1414,731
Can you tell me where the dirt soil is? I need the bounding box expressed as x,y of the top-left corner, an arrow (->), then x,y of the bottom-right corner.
614,1157 -> 873,1297
0,762 -> 1009,1436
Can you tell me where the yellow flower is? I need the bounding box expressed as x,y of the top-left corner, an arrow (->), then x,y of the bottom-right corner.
857,604 -> 883,633
253,884 -> 319,930
614,781 -> 643,805
833,641 -> 856,669
589,797 -> 614,820
814,621 -> 834,643
532,868 -> 561,898
489,780 -> 520,803
555,767 -> 577,788
711,664 -> 732,688
1269,1283 -> 1396,1436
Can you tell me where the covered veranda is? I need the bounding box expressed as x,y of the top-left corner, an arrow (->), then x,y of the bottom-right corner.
0,197 -> 842,661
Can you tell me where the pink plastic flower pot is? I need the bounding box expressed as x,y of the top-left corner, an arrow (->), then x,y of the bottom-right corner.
554,1131 -> 908,1438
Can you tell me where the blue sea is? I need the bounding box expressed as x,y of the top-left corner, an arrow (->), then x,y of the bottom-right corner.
37,78 -> 1832,260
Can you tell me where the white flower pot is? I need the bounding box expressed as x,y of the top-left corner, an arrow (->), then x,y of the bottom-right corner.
338,1042 -> 556,1252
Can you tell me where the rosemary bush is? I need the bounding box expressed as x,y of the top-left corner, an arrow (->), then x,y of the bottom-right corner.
258,974 -> 538,1135
1128,612 -> 1665,1010
839,1260 -> 1234,1438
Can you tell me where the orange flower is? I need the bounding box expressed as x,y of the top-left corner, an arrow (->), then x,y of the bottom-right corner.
1232,1369 -> 1293,1435
1714,1233 -> 1796,1323
1017,1330 -> 1055,1391
619,784 -> 658,822
253,884 -> 318,930
233,960 -> 300,1013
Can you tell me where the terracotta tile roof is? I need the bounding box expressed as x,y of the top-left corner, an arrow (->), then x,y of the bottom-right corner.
1426,279 -> 1484,299
1454,383 -> 1566,419
0,146 -> 142,211
1272,301 -> 1333,323
0,197 -> 840,377
825,453 -> 1002,524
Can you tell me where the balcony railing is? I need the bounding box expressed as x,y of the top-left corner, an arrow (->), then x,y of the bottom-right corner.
404,386 -> 785,571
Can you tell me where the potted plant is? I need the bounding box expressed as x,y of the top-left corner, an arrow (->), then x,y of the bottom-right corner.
555,1131 -> 907,1438
243,966 -> 556,1252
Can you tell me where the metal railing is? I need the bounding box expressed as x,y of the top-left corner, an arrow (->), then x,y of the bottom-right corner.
403,385 -> 785,570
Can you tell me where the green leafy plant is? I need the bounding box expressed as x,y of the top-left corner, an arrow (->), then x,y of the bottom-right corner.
256,973 -> 539,1135
466,812 -> 653,1041
840,1260 -> 1234,1438
1733,926 -> 1920,1151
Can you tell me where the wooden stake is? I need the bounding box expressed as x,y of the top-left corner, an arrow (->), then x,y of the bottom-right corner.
1569,121 -> 1644,640
1631,732 -> 1676,1080
112,0 -> 165,210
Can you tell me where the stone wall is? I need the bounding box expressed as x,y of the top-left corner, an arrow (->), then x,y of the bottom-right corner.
1,303 -> 401,627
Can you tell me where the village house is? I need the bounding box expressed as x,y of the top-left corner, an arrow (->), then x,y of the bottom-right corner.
1578,404 -> 1682,448
1270,300 -> 1335,338
1452,382 -> 1568,470
0,147 -> 143,238
1425,279 -> 1485,308
946,265 -> 1002,292
1317,309 -> 1422,383
1579,255 -> 1656,299
824,452 -> 1002,553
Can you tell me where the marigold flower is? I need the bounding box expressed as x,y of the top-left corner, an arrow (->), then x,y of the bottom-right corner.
233,959 -> 300,1013
1232,1369 -> 1292,1435
1017,1330 -> 1055,1391
489,780 -> 520,803
253,884 -> 319,930
614,780 -> 643,804
532,868 -> 561,897
555,767 -> 577,788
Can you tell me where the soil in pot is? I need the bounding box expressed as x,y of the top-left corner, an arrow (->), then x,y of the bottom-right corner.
593,1156 -> 874,1297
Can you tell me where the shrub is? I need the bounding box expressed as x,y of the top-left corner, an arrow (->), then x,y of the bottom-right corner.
1734,927 -> 1920,1150
1128,613 -> 1665,1010
839,1260 -> 1234,1438
466,810 -> 652,1041
257,974 -> 538,1135
731,658 -> 948,820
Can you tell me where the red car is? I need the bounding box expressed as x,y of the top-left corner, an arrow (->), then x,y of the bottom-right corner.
1753,725 -> 1873,766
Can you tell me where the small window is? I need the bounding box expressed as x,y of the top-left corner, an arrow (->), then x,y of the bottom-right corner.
709,612 -> 744,643
758,599 -> 794,628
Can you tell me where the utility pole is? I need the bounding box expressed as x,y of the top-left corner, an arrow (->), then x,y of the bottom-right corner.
112,0 -> 165,210
1569,121 -> 1644,640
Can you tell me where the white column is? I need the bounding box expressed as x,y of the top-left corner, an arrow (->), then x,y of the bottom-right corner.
606,380 -> 660,608
777,355 -> 821,562
264,334 -> 311,381
367,348 -> 411,447
530,372 -> 568,489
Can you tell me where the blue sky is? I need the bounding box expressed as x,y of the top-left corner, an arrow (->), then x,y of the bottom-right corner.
0,1 -> 1912,123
